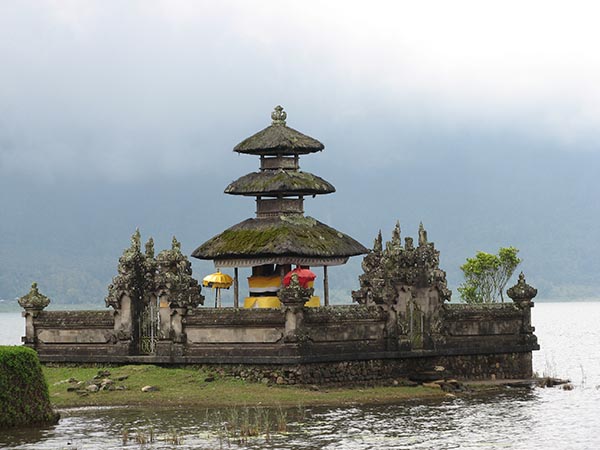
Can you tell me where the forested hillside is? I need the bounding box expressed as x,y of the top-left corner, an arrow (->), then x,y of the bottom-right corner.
2,141 -> 598,306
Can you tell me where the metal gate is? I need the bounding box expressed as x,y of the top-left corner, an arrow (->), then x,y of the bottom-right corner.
138,297 -> 159,355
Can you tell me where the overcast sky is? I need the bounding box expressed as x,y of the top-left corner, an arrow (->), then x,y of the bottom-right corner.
1,0 -> 599,183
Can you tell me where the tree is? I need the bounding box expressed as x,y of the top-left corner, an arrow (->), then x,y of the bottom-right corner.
458,246 -> 521,303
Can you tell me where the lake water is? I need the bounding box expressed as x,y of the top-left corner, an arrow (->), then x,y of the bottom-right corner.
1,302 -> 599,449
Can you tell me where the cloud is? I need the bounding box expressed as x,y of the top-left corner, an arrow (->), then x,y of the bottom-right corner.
1,0 -> 599,181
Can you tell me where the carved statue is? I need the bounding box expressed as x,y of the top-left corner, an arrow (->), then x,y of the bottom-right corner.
418,222 -> 428,246
155,236 -> 204,308
353,222 -> 452,305
105,229 -> 148,309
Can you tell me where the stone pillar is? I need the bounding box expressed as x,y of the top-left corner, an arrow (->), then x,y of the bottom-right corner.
107,294 -> 137,355
170,307 -> 187,356
279,274 -> 312,342
234,267 -> 239,308
18,283 -> 50,347
170,307 -> 187,342
507,272 -> 539,351
323,265 -> 329,306
384,304 -> 399,351
158,294 -> 171,339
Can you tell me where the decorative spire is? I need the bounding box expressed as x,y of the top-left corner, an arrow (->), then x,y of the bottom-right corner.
18,282 -> 51,310
418,222 -> 428,246
507,272 -> 537,304
145,237 -> 155,259
271,105 -> 287,126
172,236 -> 181,251
373,230 -> 383,253
391,221 -> 402,249
132,228 -> 141,251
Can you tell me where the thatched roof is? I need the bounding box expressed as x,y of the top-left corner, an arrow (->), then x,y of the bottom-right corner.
191,216 -> 368,262
233,106 -> 324,156
225,170 -> 335,196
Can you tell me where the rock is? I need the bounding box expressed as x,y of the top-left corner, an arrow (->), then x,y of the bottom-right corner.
93,371 -> 110,380
141,385 -> 159,392
115,385 -> 127,391
434,366 -> 445,372
538,377 -> 570,388
86,384 -> 99,392
562,383 -> 574,391
204,375 -> 215,382
276,376 -> 285,385
260,377 -> 270,385
66,386 -> 79,392
422,382 -> 442,389
309,384 -> 320,391
68,377 -> 79,383
116,375 -> 129,381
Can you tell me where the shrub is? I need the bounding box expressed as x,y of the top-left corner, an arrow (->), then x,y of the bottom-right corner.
0,346 -> 59,428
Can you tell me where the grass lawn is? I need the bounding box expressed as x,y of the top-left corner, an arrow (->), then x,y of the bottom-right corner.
43,364 -> 447,409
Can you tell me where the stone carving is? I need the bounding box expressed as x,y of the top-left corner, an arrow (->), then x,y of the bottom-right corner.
156,237 -> 204,308
507,272 -> 537,306
278,273 -> 312,343
105,230 -> 149,309
279,273 -> 314,306
18,282 -> 51,310
351,230 -> 386,305
143,237 -> 157,295
353,222 -> 451,305
418,222 -> 428,246
106,231 -> 203,309
271,105 -> 287,125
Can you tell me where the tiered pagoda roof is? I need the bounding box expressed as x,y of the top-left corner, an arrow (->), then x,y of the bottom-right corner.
192,106 -> 367,267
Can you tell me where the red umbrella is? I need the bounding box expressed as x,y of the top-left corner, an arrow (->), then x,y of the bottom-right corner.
283,268 -> 317,288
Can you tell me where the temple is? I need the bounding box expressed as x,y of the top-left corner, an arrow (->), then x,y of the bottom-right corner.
192,106 -> 368,308
19,106 -> 540,383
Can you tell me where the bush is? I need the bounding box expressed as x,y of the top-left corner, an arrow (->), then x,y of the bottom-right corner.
0,346 -> 59,428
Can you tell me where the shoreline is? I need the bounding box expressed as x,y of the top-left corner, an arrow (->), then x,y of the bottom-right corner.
43,364 -> 536,410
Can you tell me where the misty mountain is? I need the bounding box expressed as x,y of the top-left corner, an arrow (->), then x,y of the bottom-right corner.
1,127 -> 598,306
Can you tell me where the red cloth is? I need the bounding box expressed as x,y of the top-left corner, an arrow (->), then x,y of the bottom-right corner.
283,268 -> 317,288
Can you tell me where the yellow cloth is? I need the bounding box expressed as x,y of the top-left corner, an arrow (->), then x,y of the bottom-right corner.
244,296 -> 320,308
247,275 -> 281,294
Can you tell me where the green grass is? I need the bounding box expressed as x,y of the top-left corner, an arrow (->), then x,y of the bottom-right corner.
43,364 -> 446,409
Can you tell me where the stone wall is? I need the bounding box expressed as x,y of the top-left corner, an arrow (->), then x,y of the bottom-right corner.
24,301 -> 537,381
191,351 -> 533,386
20,228 -> 540,381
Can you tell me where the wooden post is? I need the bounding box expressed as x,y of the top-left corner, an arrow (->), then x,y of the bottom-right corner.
234,267 -> 239,308
323,265 -> 329,306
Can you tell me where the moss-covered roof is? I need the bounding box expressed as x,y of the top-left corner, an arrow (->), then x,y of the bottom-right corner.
191,216 -> 368,260
234,106 -> 324,156
225,170 -> 336,196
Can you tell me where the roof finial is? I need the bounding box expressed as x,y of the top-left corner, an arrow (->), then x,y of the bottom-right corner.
271,105 -> 287,126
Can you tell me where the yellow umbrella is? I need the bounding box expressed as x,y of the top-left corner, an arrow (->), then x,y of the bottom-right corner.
202,271 -> 233,288
202,270 -> 233,307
